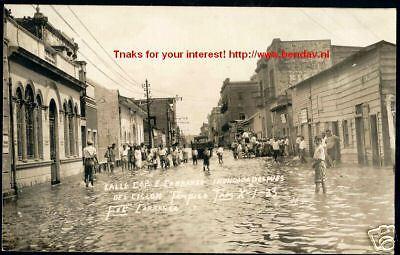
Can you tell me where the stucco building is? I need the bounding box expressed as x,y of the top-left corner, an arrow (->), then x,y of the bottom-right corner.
118,95 -> 146,146
3,8 -> 87,196
95,85 -> 145,164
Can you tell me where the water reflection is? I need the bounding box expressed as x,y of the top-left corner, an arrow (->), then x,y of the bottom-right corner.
2,154 -> 394,253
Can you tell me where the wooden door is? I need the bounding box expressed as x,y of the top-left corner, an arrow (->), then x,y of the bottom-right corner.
355,117 -> 366,165
370,114 -> 380,166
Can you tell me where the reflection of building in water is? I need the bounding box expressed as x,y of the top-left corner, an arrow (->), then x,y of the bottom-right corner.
3,7 -> 87,197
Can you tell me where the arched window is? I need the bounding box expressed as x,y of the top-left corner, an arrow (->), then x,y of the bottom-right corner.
25,85 -> 35,159
68,100 -> 75,156
63,102 -> 69,157
16,88 -> 23,160
36,94 -> 43,159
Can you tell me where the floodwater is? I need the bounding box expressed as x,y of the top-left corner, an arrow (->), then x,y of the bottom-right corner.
2,152 -> 394,253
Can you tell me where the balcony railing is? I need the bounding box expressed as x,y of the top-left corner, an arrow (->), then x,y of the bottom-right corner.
6,17 -> 80,80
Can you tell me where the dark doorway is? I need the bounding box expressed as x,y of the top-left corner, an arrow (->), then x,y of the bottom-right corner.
370,114 -> 380,166
49,99 -> 60,185
355,117 -> 366,165
308,123 -> 313,156
332,121 -> 341,162
81,126 -> 86,151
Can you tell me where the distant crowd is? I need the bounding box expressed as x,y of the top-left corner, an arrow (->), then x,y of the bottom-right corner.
81,129 -> 339,192
228,129 -> 340,194
103,143 -> 192,172
229,130 -> 339,168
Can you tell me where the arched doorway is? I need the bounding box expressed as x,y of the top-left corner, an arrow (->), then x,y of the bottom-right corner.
49,99 -> 60,184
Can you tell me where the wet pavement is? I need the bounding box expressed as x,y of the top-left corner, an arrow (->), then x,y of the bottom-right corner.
2,152 -> 395,253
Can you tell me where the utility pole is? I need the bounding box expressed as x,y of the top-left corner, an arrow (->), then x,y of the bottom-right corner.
143,79 -> 153,147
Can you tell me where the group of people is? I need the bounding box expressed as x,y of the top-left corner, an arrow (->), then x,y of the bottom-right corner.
81,141 -> 221,187
298,129 -> 339,194
82,129 -> 338,193
296,130 -> 340,168
118,144 -> 192,171
227,129 -> 340,194
230,132 -> 291,163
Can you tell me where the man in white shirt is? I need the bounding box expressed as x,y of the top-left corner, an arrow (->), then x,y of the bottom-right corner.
242,131 -> 250,143
272,138 -> 280,162
313,137 -> 327,193
83,140 -> 98,187
217,145 -> 224,164
284,137 -> 290,156
121,144 -> 129,171
299,136 -> 307,163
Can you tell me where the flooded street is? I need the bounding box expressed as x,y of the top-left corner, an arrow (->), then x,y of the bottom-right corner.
2,153 -> 394,253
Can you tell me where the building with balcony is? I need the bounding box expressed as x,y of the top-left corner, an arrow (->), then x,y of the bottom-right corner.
3,7 -> 87,196
219,78 -> 259,145
81,78 -> 98,153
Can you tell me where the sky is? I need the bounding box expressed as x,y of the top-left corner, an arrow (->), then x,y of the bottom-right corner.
5,5 -> 396,135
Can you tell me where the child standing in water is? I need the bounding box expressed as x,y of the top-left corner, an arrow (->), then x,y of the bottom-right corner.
313,137 -> 327,194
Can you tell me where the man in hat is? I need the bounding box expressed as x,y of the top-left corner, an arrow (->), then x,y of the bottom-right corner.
83,139 -> 98,187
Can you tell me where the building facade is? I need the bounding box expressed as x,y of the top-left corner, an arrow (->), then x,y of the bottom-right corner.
118,95 -> 146,146
254,38 -> 362,150
219,78 -> 259,145
95,85 -> 120,163
207,106 -> 223,145
200,122 -> 209,137
290,41 -> 396,166
134,97 -> 178,147
82,78 -> 98,152
3,8 -> 87,195
95,85 -> 145,163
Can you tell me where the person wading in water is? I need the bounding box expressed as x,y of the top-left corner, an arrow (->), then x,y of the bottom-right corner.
83,139 -> 98,188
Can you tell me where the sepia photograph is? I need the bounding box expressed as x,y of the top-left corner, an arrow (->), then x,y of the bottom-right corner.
1,1 -> 397,253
